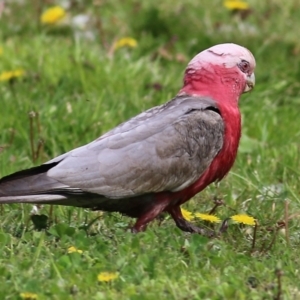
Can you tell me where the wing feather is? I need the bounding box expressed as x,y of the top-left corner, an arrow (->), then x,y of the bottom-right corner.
47,96 -> 224,198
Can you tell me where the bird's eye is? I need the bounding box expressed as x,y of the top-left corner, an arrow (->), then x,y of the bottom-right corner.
238,60 -> 250,73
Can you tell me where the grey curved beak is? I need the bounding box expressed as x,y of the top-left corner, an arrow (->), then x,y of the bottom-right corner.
244,73 -> 255,93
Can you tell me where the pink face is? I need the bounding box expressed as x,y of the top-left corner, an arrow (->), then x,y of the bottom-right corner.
186,43 -> 256,94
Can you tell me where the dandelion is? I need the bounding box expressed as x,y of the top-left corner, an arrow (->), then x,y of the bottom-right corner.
231,214 -> 256,225
40,6 -> 66,25
181,208 -> 194,221
223,0 -> 249,10
194,213 -> 221,223
67,246 -> 83,254
113,37 -> 138,50
20,292 -> 38,300
0,69 -> 25,82
98,272 -> 119,282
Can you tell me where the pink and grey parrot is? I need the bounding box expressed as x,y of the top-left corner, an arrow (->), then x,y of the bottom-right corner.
0,43 -> 256,235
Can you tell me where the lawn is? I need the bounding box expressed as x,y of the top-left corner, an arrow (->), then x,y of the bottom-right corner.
1,0 -> 300,299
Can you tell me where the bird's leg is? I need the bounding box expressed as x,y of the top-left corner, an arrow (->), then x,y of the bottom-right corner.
131,194 -> 171,233
168,205 -> 215,237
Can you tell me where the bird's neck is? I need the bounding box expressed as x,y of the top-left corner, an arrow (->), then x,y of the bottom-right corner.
178,66 -> 245,107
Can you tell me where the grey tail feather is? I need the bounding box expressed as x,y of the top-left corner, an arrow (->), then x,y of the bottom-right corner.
0,162 -> 157,218
0,161 -> 71,198
0,161 -> 59,185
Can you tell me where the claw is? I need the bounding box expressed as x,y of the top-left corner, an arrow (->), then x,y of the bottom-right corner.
168,205 -> 216,237
218,218 -> 230,234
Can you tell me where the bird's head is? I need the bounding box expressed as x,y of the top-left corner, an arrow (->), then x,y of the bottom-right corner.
179,43 -> 256,101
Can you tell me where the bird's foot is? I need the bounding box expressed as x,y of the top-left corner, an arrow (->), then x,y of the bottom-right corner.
168,205 -> 215,237
168,205 -> 231,238
174,217 -> 231,238
174,217 -> 215,237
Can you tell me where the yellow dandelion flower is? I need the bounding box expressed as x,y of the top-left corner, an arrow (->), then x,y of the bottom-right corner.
113,37 -> 138,50
20,292 -> 38,300
194,213 -> 221,223
98,272 -> 119,282
231,214 -> 256,225
223,0 -> 249,10
0,69 -> 25,81
181,208 -> 194,221
40,6 -> 66,25
67,246 -> 83,254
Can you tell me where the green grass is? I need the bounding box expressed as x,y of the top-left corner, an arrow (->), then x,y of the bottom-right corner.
1,0 -> 300,299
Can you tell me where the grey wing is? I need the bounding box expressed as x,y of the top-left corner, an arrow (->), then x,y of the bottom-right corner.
47,104 -> 224,198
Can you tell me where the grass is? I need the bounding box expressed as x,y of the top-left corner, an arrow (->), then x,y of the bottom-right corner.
1,0 -> 300,299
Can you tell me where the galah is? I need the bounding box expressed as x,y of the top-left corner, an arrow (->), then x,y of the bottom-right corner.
0,43 -> 256,235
